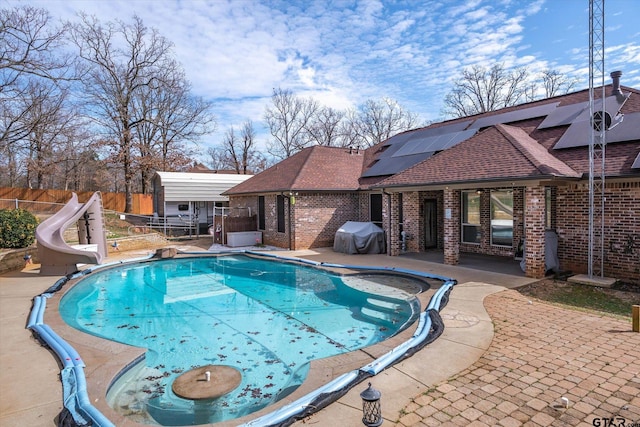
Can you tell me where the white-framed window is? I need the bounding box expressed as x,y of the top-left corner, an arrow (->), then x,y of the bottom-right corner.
462,191 -> 481,244
490,190 -> 513,247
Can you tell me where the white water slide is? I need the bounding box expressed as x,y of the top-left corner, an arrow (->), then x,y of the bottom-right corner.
36,192 -> 108,275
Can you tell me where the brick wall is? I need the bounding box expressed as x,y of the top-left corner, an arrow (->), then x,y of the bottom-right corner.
358,193 -> 370,222
228,180 -> 639,283
443,188 -> 460,264
524,186 -> 546,278
230,193 -> 360,250
556,181 -> 640,283
385,193 -> 397,255
292,193 -> 360,249
402,192 -> 420,253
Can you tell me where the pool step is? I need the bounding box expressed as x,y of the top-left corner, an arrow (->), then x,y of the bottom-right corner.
366,297 -> 403,313
353,296 -> 404,325
163,275 -> 235,303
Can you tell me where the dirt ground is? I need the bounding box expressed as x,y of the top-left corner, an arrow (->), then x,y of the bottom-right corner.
516,278 -> 640,316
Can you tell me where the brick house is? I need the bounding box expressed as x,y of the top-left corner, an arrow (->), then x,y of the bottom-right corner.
226,75 -> 640,283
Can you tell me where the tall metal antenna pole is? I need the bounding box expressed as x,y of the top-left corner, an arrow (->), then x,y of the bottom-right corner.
588,0 -> 606,278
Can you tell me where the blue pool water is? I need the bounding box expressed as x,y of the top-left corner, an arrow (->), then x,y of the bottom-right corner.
59,255 -> 422,425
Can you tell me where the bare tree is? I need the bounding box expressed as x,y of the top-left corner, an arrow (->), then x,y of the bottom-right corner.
56,134 -> 105,191
133,65 -> 214,193
264,87 -> 319,159
442,63 -> 530,118
540,69 -> 578,98
1,6 -> 74,153
205,146 -> 229,171
265,87 -> 422,155
22,82 -> 69,189
70,14 -> 177,212
349,98 -> 421,147
219,120 -> 264,174
305,105 -> 347,146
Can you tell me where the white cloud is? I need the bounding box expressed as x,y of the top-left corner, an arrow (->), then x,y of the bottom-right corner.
10,0 -> 640,155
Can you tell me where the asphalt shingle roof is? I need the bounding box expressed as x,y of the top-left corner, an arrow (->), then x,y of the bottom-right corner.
225,146 -> 365,195
376,124 -> 580,188
227,84 -> 639,195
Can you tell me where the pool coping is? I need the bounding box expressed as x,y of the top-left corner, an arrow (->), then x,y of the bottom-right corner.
42,252 -> 446,427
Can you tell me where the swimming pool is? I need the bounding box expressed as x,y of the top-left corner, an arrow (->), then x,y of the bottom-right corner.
59,254 -> 426,425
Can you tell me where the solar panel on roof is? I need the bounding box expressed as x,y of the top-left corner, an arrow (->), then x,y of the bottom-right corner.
538,102 -> 587,129
539,97 -> 622,131
607,112 -> 640,143
552,120 -> 591,149
418,120 -> 474,136
391,128 -> 479,158
468,102 -> 559,129
553,111 -> 640,149
383,131 -> 414,146
442,129 -> 477,149
362,152 -> 434,177
570,95 -> 630,123
392,135 -> 438,157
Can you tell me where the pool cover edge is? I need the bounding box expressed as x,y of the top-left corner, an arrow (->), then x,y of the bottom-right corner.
26,251 -> 455,427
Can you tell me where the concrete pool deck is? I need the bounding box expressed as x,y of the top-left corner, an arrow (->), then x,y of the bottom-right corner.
1,241 -> 638,426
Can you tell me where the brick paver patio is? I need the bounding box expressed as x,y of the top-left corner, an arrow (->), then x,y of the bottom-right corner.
395,289 -> 640,427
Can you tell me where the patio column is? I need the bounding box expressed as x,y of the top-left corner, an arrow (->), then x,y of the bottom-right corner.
443,188 -> 460,265
388,192 -> 400,256
524,186 -> 546,278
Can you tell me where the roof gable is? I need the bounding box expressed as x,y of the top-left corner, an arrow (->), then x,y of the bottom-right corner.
377,124 -> 579,187
225,146 -> 365,195
496,124 -> 579,177
362,84 -> 640,182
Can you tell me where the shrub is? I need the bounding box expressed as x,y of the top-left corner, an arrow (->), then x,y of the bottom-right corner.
0,209 -> 39,249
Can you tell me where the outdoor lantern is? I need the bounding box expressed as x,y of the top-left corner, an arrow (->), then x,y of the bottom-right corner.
360,382 -> 382,426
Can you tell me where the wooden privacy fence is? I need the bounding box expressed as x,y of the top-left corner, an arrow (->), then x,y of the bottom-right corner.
0,187 -> 153,215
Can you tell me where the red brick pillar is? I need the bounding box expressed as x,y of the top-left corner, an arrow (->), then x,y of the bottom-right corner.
524,186 -> 546,278
443,188 -> 460,265
388,192 -> 400,256
404,192 -> 420,253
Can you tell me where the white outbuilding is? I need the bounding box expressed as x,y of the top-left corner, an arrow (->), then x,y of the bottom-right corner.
152,171 -> 252,234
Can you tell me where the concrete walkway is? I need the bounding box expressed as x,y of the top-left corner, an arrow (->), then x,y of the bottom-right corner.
1,243 -> 637,426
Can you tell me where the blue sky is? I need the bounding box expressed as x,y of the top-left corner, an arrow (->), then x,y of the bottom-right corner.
15,0 -> 640,152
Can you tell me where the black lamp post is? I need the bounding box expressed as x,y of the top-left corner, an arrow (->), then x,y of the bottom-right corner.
360,382 -> 382,426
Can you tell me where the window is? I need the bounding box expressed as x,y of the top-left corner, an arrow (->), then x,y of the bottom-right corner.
178,204 -> 189,211
545,187 -> 552,229
258,196 -> 265,230
490,190 -> 513,246
462,191 -> 481,243
277,195 -> 285,233
370,194 -> 383,227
